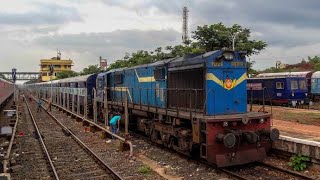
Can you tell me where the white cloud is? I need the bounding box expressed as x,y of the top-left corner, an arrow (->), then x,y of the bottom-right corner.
1,0 -> 320,74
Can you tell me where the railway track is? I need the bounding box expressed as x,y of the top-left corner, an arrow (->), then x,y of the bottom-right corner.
127,130 -> 315,180
34,94 -> 317,179
10,96 -> 53,179
221,161 -> 314,180
23,95 -> 122,180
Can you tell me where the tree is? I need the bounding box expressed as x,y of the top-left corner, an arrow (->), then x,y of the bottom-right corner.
314,63 -> 320,71
192,23 -> 267,56
247,60 -> 257,75
107,22 -> 267,70
80,65 -> 102,75
308,56 -> 320,64
56,71 -> 78,79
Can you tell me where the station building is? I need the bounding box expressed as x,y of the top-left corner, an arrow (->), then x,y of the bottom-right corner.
40,56 -> 73,82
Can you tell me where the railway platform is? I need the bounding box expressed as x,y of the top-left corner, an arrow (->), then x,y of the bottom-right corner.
273,117 -> 320,164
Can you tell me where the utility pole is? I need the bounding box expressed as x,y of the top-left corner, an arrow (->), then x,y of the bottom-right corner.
49,64 -> 54,111
11,68 -> 17,105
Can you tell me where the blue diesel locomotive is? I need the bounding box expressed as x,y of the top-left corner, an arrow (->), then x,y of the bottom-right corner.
99,50 -> 278,167
28,49 -> 279,167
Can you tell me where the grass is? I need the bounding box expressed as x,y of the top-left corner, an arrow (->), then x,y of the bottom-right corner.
138,165 -> 152,174
272,110 -> 320,125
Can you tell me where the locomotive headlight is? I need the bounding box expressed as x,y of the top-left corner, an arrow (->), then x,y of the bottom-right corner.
305,93 -> 308,97
223,52 -> 234,60
223,121 -> 228,127
259,118 -> 264,123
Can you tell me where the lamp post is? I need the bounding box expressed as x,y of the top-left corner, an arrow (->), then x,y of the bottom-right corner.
231,31 -> 240,51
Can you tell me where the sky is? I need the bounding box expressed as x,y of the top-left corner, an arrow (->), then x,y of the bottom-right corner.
1,0 -> 320,72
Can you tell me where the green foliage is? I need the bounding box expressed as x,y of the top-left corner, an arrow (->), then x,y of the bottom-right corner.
247,60 -> 257,75
56,71 -> 79,79
314,63 -> 320,71
192,23 -> 267,56
107,23 -> 266,70
138,165 -> 151,174
80,65 -> 103,75
308,56 -> 320,64
288,154 -> 310,171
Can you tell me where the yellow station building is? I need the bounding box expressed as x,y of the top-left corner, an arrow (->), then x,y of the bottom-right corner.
40,56 -> 73,82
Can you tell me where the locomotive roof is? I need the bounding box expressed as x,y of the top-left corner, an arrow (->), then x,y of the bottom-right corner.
105,50 -> 225,73
256,71 -> 312,78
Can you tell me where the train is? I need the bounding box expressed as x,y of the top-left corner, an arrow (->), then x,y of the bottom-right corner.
27,49 -> 279,167
0,78 -> 14,108
247,71 -> 320,106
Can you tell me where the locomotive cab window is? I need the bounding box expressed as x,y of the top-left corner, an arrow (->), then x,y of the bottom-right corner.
290,80 -> 298,90
154,67 -> 165,80
114,73 -> 123,84
276,82 -> 284,89
299,80 -> 307,90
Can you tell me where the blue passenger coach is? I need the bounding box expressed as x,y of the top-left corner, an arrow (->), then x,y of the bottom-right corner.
311,71 -> 320,100
247,76 -> 308,106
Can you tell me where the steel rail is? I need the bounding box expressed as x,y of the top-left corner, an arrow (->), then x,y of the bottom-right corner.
23,95 -> 60,180
129,129 -> 316,180
3,97 -> 18,173
44,109 -> 123,180
36,94 -> 134,157
28,93 -> 123,180
219,169 -> 248,180
257,161 -> 315,180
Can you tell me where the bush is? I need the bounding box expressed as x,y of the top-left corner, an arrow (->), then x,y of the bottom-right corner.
288,154 -> 310,171
138,165 -> 151,174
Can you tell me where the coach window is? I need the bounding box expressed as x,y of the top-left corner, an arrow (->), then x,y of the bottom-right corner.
276,82 -> 284,89
299,80 -> 307,90
290,80 -> 298,90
